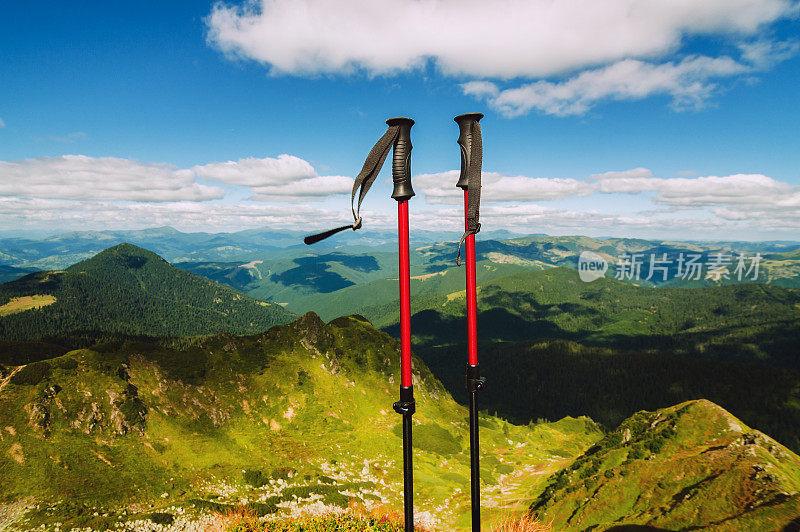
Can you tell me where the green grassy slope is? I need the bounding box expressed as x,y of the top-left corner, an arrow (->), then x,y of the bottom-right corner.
2,313 -> 799,530
0,313 -> 601,530
0,243 -> 296,342
529,400 -> 800,530
288,261 -> 528,321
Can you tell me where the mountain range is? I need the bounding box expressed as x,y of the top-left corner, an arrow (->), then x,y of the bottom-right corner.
2,228 -> 799,292
0,226 -> 527,271
1,239 -> 800,530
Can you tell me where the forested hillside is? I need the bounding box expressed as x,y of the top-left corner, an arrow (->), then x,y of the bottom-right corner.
0,243 -> 296,342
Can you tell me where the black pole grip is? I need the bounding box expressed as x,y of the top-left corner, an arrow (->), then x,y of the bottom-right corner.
454,113 -> 483,190
387,117 -> 415,201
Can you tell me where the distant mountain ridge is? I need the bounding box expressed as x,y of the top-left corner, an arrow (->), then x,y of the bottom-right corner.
0,226 -> 522,271
2,228 -> 798,293
0,226 -> 304,269
0,243 -> 296,342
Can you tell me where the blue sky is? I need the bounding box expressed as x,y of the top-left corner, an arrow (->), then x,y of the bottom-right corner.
1,0 -> 799,240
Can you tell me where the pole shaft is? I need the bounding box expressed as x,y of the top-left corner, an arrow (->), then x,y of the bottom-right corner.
397,199 -> 414,531
403,409 -> 414,531
469,388 -> 481,531
464,190 -> 478,366
398,200 -> 412,388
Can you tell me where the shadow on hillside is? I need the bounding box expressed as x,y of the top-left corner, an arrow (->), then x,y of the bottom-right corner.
480,289 -> 599,313
383,307 -> 574,346
783,519 -> 800,532
599,318 -> 800,370
269,254 -> 380,294
417,338 -> 800,453
389,287 -> 800,372
3,270 -> 63,295
0,339 -> 72,365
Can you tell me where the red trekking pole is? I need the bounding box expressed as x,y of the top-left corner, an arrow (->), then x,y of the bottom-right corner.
455,112 -> 486,532
388,117 -> 416,532
304,117 -> 417,531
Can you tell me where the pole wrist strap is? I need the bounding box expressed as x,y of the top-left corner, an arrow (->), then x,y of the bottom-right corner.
304,125 -> 400,245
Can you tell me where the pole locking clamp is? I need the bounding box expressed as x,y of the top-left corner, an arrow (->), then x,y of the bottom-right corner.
393,399 -> 416,415
466,364 -> 487,393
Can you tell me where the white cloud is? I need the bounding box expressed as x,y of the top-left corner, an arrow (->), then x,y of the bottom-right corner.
459,81 -> 498,99
192,154 -> 316,186
592,169 -> 799,208
588,168 -> 800,233
0,155 -> 224,202
207,0 -> 795,78
0,117 -> 5,128
464,55 -> 760,117
415,170 -> 595,204
248,175 -> 353,202
3,186 -> 800,237
739,39 -> 800,68
419,167 -> 800,234
193,155 -> 352,201
466,202 -> 800,236
421,202 -> 770,236
0,197 -> 354,233
416,167 -> 800,227
4,154 -> 798,238
0,154 -> 354,205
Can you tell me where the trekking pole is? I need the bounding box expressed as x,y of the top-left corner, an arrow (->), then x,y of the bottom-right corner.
303,117 -> 417,531
387,117 -> 416,532
454,112 -> 486,532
